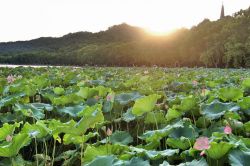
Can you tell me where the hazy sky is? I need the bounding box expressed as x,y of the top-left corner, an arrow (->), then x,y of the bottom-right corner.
0,0 -> 249,42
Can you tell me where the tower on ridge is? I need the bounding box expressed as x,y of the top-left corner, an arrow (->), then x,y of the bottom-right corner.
220,3 -> 225,19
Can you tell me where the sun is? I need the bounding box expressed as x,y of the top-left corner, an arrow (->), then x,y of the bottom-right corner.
144,25 -> 175,36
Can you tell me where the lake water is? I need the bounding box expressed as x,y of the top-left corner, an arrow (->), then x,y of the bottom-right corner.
0,64 -> 79,68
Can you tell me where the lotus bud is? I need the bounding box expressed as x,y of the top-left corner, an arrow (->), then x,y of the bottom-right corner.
224,125 -> 232,134
5,135 -> 12,142
106,128 -> 112,136
7,75 -> 15,84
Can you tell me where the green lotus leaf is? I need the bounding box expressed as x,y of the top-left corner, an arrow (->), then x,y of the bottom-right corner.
0,93 -> 25,109
48,119 -> 76,142
130,146 -> 179,160
95,86 -> 112,97
77,85 -> 110,98
218,87 -> 243,101
201,100 -> 239,120
21,121 -> 50,139
132,94 -> 161,116
0,133 -> 31,157
166,137 -> 192,150
0,122 -> 21,141
196,117 -> 210,128
85,156 -> 150,166
177,96 -> 197,112
206,142 -> 234,159
159,161 -> 171,166
14,103 -> 53,120
242,78 -> 250,90
115,92 -> 141,105
53,87 -> 65,95
89,80 -> 105,86
227,120 -> 243,134
31,103 -> 53,111
165,108 -> 182,122
75,104 -> 104,135
202,125 -> 224,137
167,82 -> 192,93
229,149 -> 250,166
109,131 -> 133,145
0,78 -> 6,95
84,144 -> 128,163
31,75 -> 50,89
9,83 -> 36,97
238,97 -> 250,115
103,102 -> 113,113
207,81 -> 219,88
243,121 -> 250,133
50,119 -> 88,138
54,150 -> 79,165
122,108 -> 136,122
139,120 -> 184,143
77,104 -> 101,117
123,157 -> 150,166
178,158 -> 208,166
52,94 -> 82,106
167,95 -> 182,107
85,155 -> 117,166
103,96 -> 114,113
76,87 -> 98,99
145,111 -> 166,124
224,111 -> 241,120
240,137 -> 250,148
63,132 -> 98,145
0,112 -> 23,123
168,122 -> 198,139
146,149 -> 179,160
85,98 -> 99,106
0,154 -> 33,166
57,105 -> 85,117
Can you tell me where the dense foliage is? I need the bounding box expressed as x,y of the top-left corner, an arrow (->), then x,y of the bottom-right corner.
0,7 -> 250,67
0,66 -> 249,166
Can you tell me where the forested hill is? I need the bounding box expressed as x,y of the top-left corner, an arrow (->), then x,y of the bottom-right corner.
0,7 -> 250,67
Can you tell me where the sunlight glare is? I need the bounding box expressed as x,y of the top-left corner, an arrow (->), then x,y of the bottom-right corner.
145,25 -> 176,36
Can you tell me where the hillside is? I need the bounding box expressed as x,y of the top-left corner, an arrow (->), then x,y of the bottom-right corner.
0,7 -> 250,67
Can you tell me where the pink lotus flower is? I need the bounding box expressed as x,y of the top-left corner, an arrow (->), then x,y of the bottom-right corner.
224,125 -> 232,134
200,150 -> 206,156
106,94 -> 114,101
7,75 -> 15,84
106,128 -> 112,136
106,95 -> 112,101
5,135 -> 12,142
192,80 -> 198,86
194,137 -> 210,151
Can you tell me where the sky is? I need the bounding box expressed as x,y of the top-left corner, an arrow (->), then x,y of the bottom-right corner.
0,0 -> 249,42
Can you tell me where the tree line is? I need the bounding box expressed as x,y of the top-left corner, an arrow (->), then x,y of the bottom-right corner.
0,7 -> 250,68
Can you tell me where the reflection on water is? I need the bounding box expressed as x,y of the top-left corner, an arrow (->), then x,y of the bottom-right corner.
0,64 -> 79,68
0,64 -> 47,68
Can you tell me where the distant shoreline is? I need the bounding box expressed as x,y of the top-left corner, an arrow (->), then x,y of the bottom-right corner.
0,64 -> 80,68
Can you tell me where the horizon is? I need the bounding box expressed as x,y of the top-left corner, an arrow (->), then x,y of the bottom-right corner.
0,0 -> 249,42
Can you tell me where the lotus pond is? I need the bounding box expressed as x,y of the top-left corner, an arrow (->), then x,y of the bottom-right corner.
0,67 -> 250,166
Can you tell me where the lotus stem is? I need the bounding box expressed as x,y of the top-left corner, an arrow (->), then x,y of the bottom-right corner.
44,139 -> 48,166
35,137 -> 39,166
153,112 -> 159,130
51,139 -> 56,166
